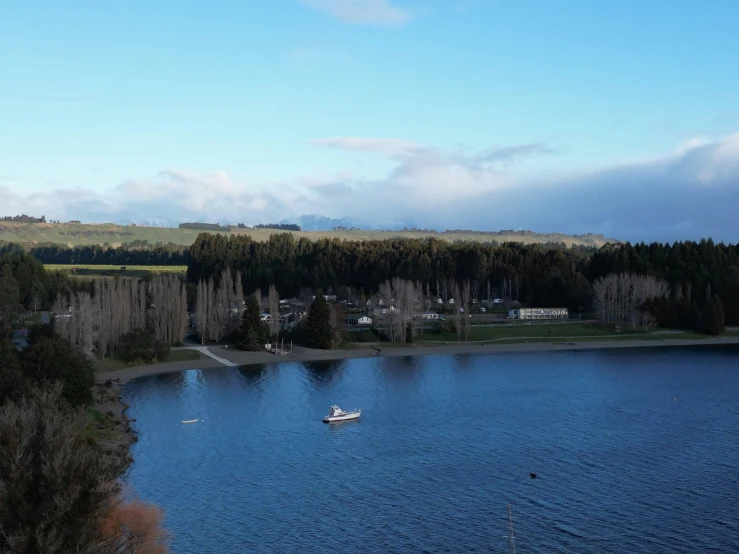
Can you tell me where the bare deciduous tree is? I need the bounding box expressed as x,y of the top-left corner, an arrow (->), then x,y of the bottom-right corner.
268,284 -> 280,341
0,385 -> 115,553
195,279 -> 208,344
460,280 -> 472,341
150,275 -> 189,346
377,278 -> 421,343
0,386 -> 170,554
592,273 -> 669,327
449,282 -> 462,341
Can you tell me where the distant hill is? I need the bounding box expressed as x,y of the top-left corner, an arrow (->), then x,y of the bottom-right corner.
178,222 -> 231,232
0,221 -> 620,248
280,215 -> 364,231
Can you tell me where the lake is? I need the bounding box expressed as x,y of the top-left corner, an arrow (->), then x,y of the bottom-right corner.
122,346 -> 739,553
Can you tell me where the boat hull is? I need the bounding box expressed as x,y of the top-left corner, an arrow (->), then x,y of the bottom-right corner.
323,412 -> 361,423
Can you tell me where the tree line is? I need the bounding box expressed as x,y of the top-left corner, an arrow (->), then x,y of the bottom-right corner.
1,327 -> 170,552
1,256 -> 172,551
1,214 -> 46,223
253,223 -> 301,231
0,252 -> 79,326
186,233 -> 739,330
186,233 -> 599,311
0,241 -> 189,266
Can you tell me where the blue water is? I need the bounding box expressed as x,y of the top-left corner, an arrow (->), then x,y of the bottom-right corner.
122,346 -> 739,553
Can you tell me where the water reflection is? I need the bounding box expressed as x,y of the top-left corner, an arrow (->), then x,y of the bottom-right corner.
122,347 -> 739,554
378,355 -> 422,383
197,366 -> 243,389
450,353 -> 474,369
151,371 -> 186,389
302,359 -> 346,386
327,418 -> 362,433
237,364 -> 268,387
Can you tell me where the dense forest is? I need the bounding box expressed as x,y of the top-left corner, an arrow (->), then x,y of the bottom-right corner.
1,233 -> 738,335
0,241 -> 189,265
187,233 -> 739,327
0,252 -> 171,552
186,233 -> 594,309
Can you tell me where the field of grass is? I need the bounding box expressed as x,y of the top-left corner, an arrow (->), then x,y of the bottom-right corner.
486,332 -> 712,345
419,322 -> 641,343
94,348 -> 202,372
0,221 -> 618,248
81,408 -> 117,442
46,264 -> 188,271
46,264 -> 187,278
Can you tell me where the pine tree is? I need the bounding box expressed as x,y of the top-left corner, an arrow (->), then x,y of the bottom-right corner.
0,264 -> 21,321
305,292 -> 332,349
701,295 -> 726,335
237,294 -> 267,351
0,338 -> 30,405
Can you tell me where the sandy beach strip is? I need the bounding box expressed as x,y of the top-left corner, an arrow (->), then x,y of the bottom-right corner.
95,336 -> 739,383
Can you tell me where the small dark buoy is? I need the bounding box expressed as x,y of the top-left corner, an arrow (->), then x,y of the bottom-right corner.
529,473 -> 537,479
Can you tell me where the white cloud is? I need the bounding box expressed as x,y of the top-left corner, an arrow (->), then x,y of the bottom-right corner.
300,0 -> 412,27
310,136 -> 557,195
4,133 -> 739,242
311,137 -> 427,156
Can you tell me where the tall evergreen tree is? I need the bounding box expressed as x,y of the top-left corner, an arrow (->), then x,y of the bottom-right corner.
701,295 -> 726,335
0,264 -> 21,321
237,294 -> 267,351
21,334 -> 95,407
305,292 -> 332,349
0,339 -> 30,406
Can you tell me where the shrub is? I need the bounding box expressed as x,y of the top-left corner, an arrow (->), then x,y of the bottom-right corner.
117,329 -> 169,364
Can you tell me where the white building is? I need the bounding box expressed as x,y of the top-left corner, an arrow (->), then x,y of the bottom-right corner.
312,295 -> 337,302
508,307 -> 568,320
348,316 -> 373,325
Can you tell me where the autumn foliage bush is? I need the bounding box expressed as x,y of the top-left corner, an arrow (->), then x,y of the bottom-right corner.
100,492 -> 170,554
0,385 -> 170,553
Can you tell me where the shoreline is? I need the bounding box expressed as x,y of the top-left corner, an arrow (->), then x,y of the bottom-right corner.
96,336 -> 739,383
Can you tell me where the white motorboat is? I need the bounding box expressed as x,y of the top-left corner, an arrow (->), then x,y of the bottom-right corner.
322,405 -> 361,423
182,419 -> 198,424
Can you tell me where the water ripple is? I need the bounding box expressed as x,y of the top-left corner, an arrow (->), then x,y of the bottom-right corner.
123,346 -> 739,553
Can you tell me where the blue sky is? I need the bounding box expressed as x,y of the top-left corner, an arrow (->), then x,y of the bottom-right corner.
2,1 -> 739,241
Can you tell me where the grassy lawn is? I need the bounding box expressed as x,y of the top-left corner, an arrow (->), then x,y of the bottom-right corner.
485,333 -> 712,345
414,332 -> 719,347
421,322 -> 644,342
46,264 -> 187,271
95,348 -> 202,372
0,221 -> 615,248
46,264 -> 187,278
81,407 -> 118,442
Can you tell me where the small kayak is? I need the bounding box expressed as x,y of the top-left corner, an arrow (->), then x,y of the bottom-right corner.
182,419 -> 198,424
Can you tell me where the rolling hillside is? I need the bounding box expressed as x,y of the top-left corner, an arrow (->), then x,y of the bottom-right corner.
0,221 -> 619,248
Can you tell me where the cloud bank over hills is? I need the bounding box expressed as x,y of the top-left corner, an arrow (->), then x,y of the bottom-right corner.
2,133 -> 738,243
